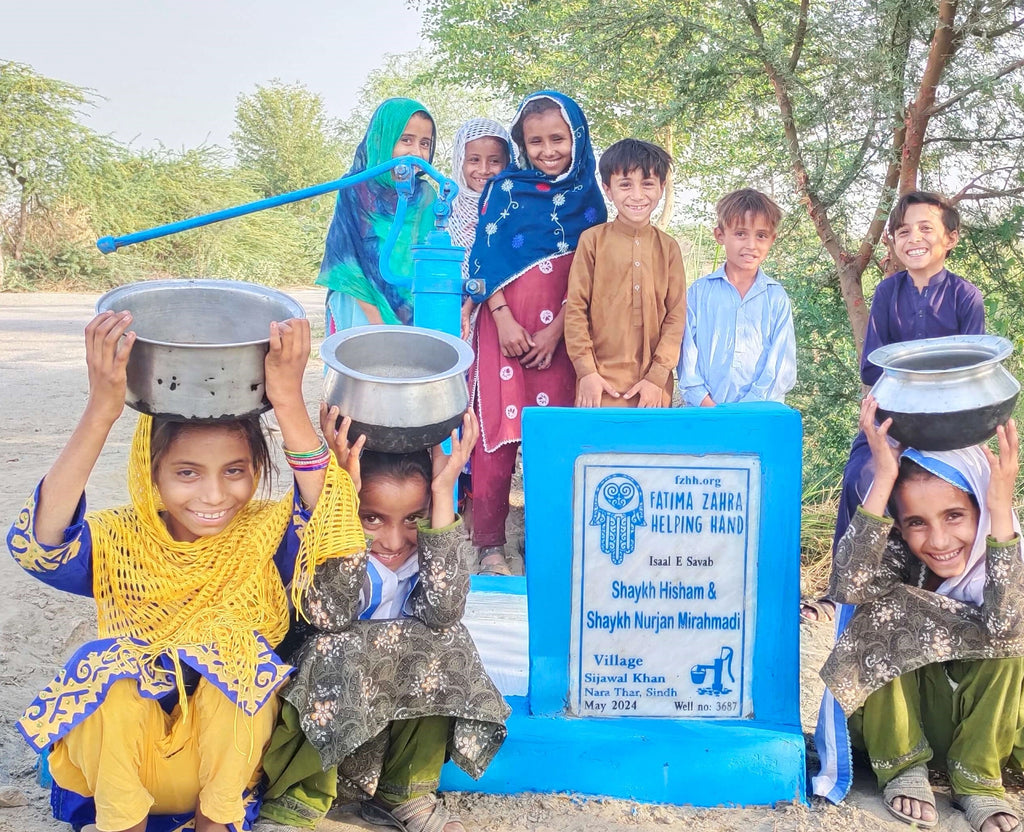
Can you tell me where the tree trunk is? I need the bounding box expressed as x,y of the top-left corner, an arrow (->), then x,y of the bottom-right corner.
837,260 -> 871,357
899,0 -> 958,193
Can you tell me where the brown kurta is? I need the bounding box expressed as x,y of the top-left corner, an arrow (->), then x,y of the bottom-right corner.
821,509 -> 1024,715
564,217 -> 687,407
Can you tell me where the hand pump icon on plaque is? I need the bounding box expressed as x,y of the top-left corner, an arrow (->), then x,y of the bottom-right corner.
691,646 -> 735,696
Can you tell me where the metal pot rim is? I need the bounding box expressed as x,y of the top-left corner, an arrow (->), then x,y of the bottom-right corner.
320,324 -> 474,385
96,278 -> 307,349
868,334 -> 1013,375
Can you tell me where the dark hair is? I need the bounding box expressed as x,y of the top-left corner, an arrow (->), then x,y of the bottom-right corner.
150,416 -> 273,493
599,139 -> 672,185
716,188 -> 782,233
359,449 -> 432,493
887,190 -> 960,238
888,457 -> 978,521
510,96 -> 564,161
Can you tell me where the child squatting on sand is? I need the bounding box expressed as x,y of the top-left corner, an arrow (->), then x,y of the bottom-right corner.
259,411 -> 509,832
819,396 -> 1023,832
6,311 -> 364,832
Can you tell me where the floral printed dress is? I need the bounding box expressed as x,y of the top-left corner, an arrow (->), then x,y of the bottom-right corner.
282,518 -> 510,798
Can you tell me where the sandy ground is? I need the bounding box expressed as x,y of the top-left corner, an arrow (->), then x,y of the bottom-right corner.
0,290 -> 1014,832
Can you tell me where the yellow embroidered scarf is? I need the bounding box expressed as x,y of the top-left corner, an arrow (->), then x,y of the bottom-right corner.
86,415 -> 363,711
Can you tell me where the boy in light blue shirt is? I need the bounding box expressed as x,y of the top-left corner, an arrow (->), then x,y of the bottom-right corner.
678,188 -> 796,406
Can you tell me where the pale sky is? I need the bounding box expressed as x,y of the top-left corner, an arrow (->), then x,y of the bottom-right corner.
4,0 -> 425,150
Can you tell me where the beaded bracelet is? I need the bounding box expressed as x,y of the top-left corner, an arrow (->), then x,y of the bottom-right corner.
283,441 -> 331,471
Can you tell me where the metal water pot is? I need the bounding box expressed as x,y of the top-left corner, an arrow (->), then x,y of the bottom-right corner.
868,334 -> 1020,451
96,279 -> 306,420
321,325 -> 474,453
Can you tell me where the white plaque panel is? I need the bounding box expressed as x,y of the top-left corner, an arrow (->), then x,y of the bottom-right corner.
568,453 -> 759,718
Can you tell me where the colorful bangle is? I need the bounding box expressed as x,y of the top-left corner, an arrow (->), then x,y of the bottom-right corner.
283,441 -> 331,472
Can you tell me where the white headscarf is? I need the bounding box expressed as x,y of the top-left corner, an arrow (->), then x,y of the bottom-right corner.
900,445 -> 1023,606
449,118 -> 513,265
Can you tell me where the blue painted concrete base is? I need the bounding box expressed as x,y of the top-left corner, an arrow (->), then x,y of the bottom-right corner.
441,698 -> 805,806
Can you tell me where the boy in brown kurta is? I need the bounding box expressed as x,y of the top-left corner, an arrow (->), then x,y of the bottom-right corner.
564,139 -> 687,408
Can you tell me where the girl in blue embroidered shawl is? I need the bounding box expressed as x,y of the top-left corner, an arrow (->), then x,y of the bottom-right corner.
316,98 -> 437,329
465,91 -> 605,574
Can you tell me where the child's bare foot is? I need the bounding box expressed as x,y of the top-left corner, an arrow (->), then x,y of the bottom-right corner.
889,794 -> 937,826
954,793 -> 1022,832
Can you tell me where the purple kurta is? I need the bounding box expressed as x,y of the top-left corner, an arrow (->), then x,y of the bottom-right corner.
859,268 -> 985,385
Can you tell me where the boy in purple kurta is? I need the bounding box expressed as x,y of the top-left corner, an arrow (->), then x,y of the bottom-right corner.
801,191 -> 985,623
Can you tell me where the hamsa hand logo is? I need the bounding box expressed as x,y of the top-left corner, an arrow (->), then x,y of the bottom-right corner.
590,473 -> 645,565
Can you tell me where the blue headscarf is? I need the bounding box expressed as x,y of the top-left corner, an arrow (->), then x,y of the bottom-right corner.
467,91 -> 606,300
315,98 -> 437,325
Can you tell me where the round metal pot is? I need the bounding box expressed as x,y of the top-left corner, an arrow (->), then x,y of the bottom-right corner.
321,325 -> 474,453
96,279 -> 306,421
868,334 -> 1020,451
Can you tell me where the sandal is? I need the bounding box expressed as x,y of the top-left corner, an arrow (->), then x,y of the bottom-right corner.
799,596 -> 835,625
477,546 -> 512,577
953,793 -> 1022,832
883,764 -> 938,828
360,794 -> 466,832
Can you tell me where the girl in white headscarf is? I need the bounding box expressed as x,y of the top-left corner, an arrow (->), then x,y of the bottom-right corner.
817,395 -> 1023,832
450,118 -> 513,341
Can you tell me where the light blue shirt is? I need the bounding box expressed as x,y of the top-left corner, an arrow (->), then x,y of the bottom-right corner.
678,265 -> 797,407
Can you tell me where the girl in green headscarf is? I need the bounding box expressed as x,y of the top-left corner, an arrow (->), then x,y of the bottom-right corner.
317,98 -> 437,328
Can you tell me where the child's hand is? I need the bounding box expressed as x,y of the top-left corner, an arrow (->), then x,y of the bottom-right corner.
521,322 -> 561,369
860,395 -> 901,485
84,310 -> 136,425
625,378 -> 663,408
319,404 -> 366,493
461,298 -> 475,342
494,309 -> 535,358
576,372 -> 619,407
984,419 -> 1019,543
265,319 -> 310,411
431,410 -> 479,496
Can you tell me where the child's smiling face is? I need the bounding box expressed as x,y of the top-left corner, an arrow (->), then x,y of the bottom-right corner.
154,426 -> 256,542
462,136 -> 509,193
602,167 -> 665,228
359,475 -> 430,572
521,108 -> 572,177
392,113 -> 434,162
893,475 -> 979,580
893,202 -> 958,283
714,211 -> 777,280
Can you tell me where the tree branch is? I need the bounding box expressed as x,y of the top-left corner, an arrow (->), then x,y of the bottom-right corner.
929,57 -> 1024,116
788,0 -> 809,71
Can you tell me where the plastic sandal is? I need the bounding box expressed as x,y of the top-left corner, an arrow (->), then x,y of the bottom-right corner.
883,764 -> 938,828
477,546 -> 512,576
360,794 -> 466,832
953,793 -> 1022,832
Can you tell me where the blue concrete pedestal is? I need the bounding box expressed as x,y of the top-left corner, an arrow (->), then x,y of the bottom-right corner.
442,405 -> 806,806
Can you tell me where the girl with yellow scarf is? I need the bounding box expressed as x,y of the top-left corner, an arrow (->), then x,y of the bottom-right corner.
6,311 -> 363,832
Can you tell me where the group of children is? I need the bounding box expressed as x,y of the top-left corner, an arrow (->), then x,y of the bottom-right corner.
6,88 -> 1023,832
314,91 -> 796,577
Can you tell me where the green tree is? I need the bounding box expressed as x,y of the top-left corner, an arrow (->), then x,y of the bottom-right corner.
341,49 -> 512,177
0,61 -> 111,282
421,0 -> 1024,353
231,80 -> 345,196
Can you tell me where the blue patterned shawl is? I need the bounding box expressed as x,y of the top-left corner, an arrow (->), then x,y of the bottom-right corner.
467,91 -> 606,300
315,98 -> 437,325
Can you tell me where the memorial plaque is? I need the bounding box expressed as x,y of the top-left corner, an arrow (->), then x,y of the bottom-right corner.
569,453 -> 760,718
